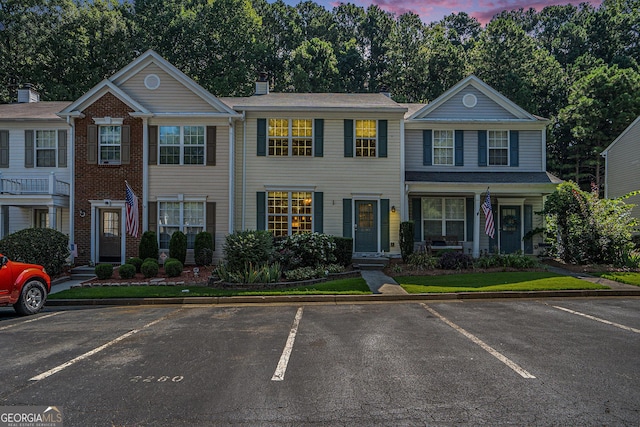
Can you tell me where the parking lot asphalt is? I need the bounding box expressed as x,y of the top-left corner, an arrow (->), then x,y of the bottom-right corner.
1,299 -> 639,425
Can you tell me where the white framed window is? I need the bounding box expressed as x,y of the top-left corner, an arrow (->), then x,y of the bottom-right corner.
433,130 -> 454,165
159,125 -> 205,165
158,201 -> 205,249
355,119 -> 377,157
488,130 -> 509,166
35,130 -> 56,167
422,197 -> 465,240
268,119 -> 312,156
267,191 -> 313,236
99,125 -> 121,164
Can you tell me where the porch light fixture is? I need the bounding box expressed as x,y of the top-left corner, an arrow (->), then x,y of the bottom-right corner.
391,205 -> 396,213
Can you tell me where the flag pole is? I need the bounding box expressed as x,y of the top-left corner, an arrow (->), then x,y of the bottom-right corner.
477,186 -> 490,216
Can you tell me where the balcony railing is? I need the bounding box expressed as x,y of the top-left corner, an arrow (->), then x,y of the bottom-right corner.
0,172 -> 70,196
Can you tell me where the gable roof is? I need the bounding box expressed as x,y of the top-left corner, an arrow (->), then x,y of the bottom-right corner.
601,115 -> 640,156
407,75 -> 543,122
0,102 -> 70,121
59,50 -> 240,118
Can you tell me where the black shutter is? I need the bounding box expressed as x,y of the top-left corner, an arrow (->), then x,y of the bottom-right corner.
207,126 -> 217,166
25,130 -> 34,168
57,130 -> 67,167
510,130 -> 519,167
378,120 -> 387,158
455,130 -> 464,166
314,119 -> 323,157
478,130 -> 487,166
344,120 -> 353,157
256,192 -> 266,230
257,119 -> 267,156
148,126 -> 158,165
423,130 -> 432,166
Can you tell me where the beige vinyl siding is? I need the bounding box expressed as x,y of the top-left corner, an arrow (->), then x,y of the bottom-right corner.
148,121 -> 230,259
235,111 -> 403,254
606,120 -> 640,221
119,63 -> 215,113
405,128 -> 544,172
424,87 -> 519,120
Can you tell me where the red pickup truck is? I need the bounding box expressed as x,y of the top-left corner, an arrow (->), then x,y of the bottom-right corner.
0,253 -> 51,315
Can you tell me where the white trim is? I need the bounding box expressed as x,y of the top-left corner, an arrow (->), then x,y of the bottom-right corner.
264,185 -> 316,192
93,117 -> 124,125
602,115 -> 640,155
89,200 -> 127,265
59,80 -> 150,116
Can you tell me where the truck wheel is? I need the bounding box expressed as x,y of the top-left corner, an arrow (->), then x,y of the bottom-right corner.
13,279 -> 47,316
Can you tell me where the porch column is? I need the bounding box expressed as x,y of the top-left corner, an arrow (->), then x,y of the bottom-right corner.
48,205 -> 58,231
473,193 -> 481,258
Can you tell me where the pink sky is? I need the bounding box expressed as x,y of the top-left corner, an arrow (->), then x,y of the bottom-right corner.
306,0 -> 603,24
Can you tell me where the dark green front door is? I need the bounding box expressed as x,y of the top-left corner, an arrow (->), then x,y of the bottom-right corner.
499,206 -> 521,253
355,200 -> 377,252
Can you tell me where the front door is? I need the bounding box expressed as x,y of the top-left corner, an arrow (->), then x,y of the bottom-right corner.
499,206 -> 521,254
99,209 -> 121,263
355,200 -> 377,252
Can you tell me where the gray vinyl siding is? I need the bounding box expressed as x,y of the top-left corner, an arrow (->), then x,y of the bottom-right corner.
405,129 -> 543,172
118,63 -> 217,113
606,119 -> 640,221
425,87 -> 520,120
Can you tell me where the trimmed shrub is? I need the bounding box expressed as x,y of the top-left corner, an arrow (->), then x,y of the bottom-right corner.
407,252 -> 438,270
438,251 -> 473,270
141,260 -> 159,278
223,230 -> 274,272
333,237 -> 353,267
400,221 -> 415,262
194,232 -> 214,266
169,231 -> 187,265
95,263 -> 114,280
126,257 -> 143,273
273,233 -> 336,270
165,259 -> 184,278
144,257 -> 159,265
139,231 -> 159,261
0,228 -> 69,276
118,263 -> 136,279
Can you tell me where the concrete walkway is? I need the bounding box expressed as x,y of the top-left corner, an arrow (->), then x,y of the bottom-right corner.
544,265 -> 640,290
359,270 -> 407,295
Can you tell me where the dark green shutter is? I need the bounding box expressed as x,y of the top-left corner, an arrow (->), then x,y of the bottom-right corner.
524,204 -> 533,254
148,201 -> 157,234
0,130 -> 9,168
87,125 -> 98,164
478,130 -> 487,166
466,198 -> 474,243
314,119 -> 323,157
455,130 -> 464,166
313,192 -> 323,233
423,130 -> 432,166
381,199 -> 390,251
344,120 -> 353,157
510,130 -> 519,167
378,120 -> 387,158
256,192 -> 266,230
257,119 -> 267,156
25,130 -> 34,168
412,198 -> 422,242
343,199 -> 352,237
57,130 -> 67,167
207,126 -> 217,166
121,125 -> 130,164
207,202 -> 216,251
148,126 -> 158,165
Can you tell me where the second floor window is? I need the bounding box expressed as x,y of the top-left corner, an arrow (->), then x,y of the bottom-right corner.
99,126 -> 121,164
159,126 -> 205,165
433,130 -> 454,165
355,120 -> 376,157
268,119 -> 312,156
35,130 -> 56,167
489,130 -> 509,166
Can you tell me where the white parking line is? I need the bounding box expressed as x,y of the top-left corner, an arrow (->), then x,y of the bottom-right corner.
0,312 -> 62,331
422,304 -> 536,379
272,307 -> 304,381
552,305 -> 640,334
30,313 -> 173,382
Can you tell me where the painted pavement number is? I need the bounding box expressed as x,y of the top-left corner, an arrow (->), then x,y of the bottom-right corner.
129,375 -> 184,383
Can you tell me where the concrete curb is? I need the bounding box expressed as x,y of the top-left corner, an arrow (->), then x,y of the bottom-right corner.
46,288 -> 640,307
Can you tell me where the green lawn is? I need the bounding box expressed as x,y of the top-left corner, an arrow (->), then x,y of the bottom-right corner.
48,277 -> 371,299
395,271 -> 608,293
595,272 -> 640,287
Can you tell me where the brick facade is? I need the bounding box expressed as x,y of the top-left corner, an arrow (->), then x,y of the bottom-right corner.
74,92 -> 143,264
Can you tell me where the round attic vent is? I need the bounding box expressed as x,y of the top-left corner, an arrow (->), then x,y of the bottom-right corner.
462,93 -> 477,108
144,74 -> 160,90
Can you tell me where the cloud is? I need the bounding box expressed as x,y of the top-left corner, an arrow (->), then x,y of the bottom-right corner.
469,0 -> 603,24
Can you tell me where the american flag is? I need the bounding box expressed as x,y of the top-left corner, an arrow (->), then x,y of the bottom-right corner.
482,190 -> 495,239
125,182 -> 139,238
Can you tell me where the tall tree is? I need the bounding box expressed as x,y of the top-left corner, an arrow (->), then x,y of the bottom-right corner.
362,5 -> 394,92
287,37 -> 339,92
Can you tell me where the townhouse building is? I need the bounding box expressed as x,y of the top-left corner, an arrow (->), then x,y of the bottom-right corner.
1,50 -> 560,265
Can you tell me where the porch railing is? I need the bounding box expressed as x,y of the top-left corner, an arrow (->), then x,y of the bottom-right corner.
0,172 -> 70,196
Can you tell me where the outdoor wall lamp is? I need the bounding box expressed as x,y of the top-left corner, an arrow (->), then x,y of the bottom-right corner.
391,205 -> 396,213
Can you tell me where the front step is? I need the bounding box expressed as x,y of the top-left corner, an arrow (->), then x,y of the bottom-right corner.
352,255 -> 390,271
70,265 -> 97,280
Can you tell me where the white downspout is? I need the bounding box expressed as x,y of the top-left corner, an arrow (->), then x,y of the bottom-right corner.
228,117 -> 235,233
400,118 -> 406,222
67,116 -> 75,263
241,111 -> 247,230
142,117 -> 149,231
